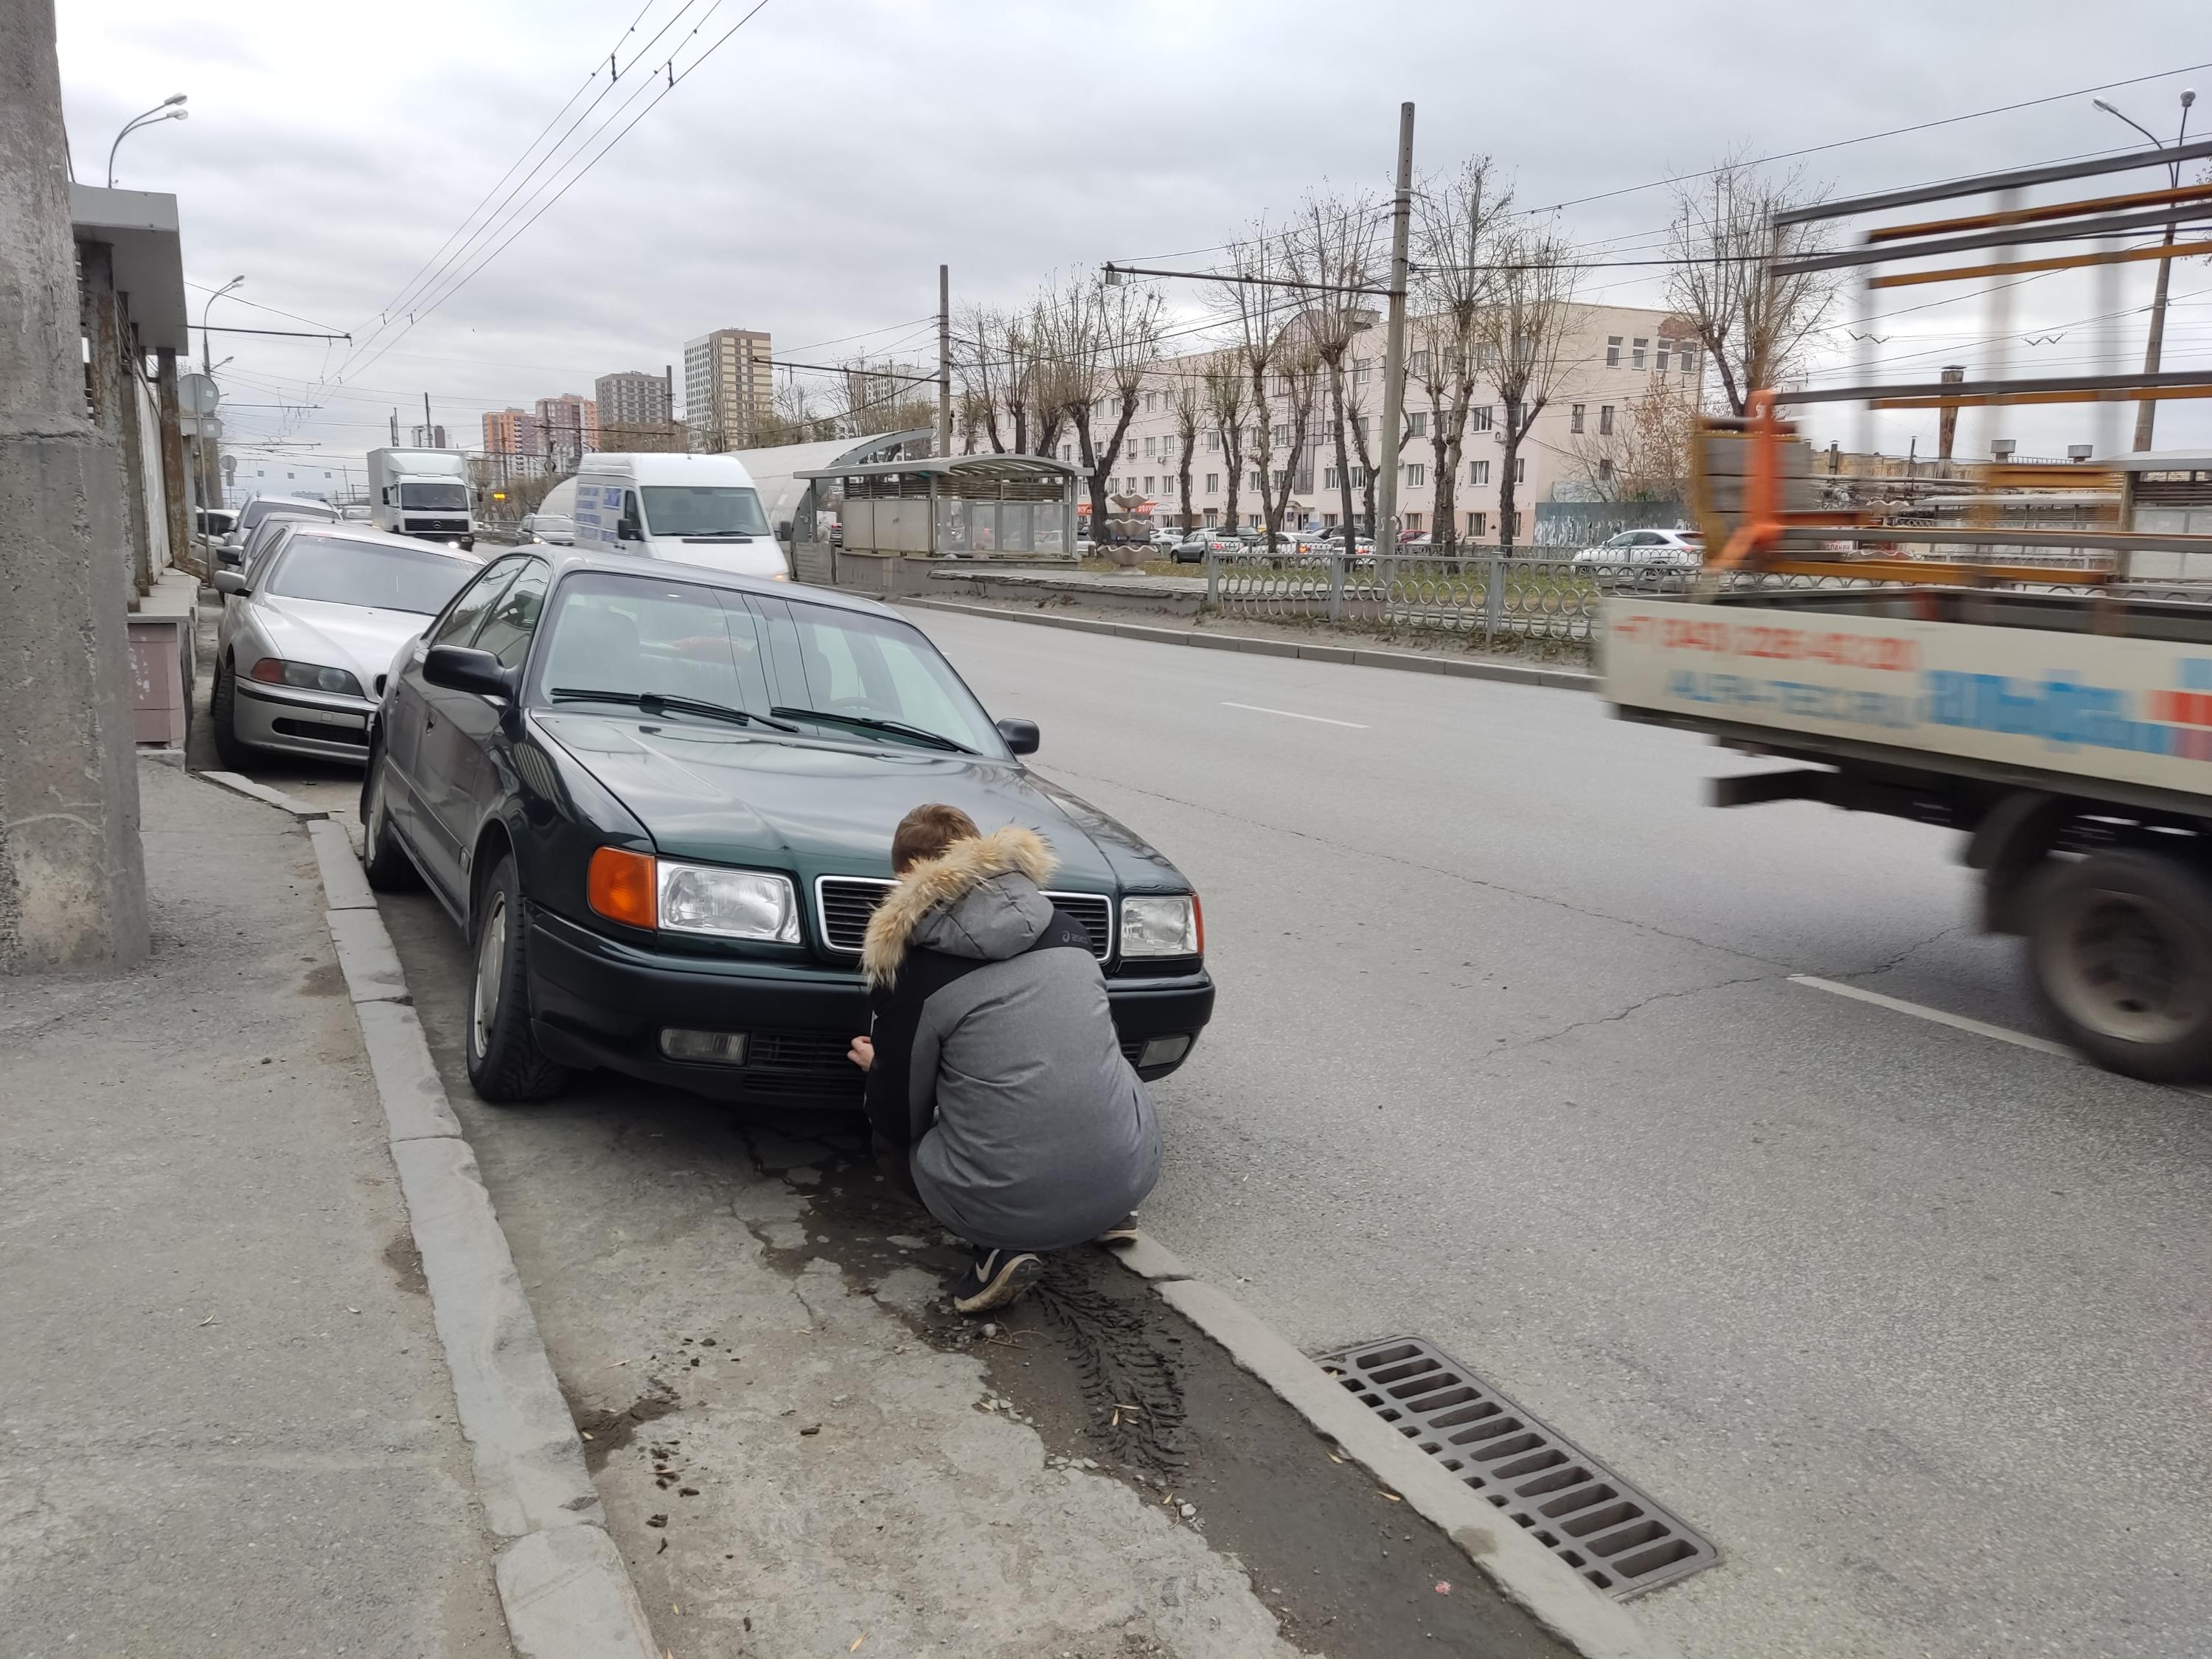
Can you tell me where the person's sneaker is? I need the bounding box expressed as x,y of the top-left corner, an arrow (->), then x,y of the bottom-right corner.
1093,1214 -> 1141,1245
951,1248 -> 1044,1315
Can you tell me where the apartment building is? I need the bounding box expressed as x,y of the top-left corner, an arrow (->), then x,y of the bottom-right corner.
595,369 -> 673,428
683,327 -> 773,451
482,407 -> 543,456
535,393 -> 600,469
1020,302 -> 1695,541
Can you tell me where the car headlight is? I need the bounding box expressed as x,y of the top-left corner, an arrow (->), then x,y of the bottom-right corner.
248,658 -> 364,697
656,860 -> 799,942
1120,893 -> 1201,957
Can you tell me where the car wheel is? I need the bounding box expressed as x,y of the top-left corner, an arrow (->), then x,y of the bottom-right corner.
465,853 -> 570,1103
358,738 -> 421,892
210,656 -> 251,770
2027,850 -> 2212,1081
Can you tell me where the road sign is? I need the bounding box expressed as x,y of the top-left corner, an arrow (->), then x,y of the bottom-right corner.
177,372 -> 220,416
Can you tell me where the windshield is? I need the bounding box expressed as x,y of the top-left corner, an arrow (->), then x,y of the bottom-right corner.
263,537 -> 480,615
400,481 -> 468,511
640,485 -> 770,538
533,573 -> 1004,754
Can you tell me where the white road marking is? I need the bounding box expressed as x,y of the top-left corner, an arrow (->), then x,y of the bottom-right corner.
1220,701 -> 1368,728
1789,975 -> 2074,1059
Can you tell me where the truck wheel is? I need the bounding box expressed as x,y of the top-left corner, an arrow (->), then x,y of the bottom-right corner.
2026,850 -> 2212,1082
465,853 -> 569,1104
358,740 -> 421,892
210,657 -> 252,771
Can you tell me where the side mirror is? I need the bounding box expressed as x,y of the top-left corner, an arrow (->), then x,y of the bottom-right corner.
216,545 -> 244,567
996,717 -> 1040,757
422,644 -> 516,700
775,520 -> 793,542
212,570 -> 248,597
617,518 -> 642,541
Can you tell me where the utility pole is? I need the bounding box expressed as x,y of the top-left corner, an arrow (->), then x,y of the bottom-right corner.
937,263 -> 953,459
1375,101 -> 1415,554
2134,91 -> 2194,451
0,0 -> 148,971
423,392 -> 435,448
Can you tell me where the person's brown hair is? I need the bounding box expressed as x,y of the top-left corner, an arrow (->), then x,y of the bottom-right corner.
891,802 -> 981,873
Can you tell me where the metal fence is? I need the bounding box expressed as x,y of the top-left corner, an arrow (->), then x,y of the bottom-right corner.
1205,550 -> 1680,645
1203,549 -> 2191,645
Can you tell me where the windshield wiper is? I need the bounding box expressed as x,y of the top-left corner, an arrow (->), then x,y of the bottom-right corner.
768,706 -> 976,754
679,530 -> 757,540
549,687 -> 799,731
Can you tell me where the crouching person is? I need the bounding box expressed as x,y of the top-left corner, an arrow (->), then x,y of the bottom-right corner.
849,803 -> 1160,1314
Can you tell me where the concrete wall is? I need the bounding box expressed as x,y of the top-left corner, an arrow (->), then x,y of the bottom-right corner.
0,0 -> 149,971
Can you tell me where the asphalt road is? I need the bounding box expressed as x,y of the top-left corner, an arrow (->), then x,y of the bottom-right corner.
899,606 -> 2212,1659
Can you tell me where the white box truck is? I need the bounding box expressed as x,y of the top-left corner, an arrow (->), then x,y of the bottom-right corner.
367,448 -> 474,549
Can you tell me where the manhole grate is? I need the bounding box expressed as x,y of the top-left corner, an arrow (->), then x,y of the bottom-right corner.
1313,1336 -> 1718,1600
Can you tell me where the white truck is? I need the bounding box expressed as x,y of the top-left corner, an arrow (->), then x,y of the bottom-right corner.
368,448 -> 474,549
1604,585 -> 2212,1082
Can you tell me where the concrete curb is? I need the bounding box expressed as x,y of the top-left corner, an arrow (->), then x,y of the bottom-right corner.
1111,1237 -> 1678,1659
895,596 -> 1598,692
260,785 -> 659,1659
200,770 -> 330,818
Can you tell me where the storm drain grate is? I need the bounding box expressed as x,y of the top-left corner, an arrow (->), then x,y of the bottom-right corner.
1313,1336 -> 1718,1600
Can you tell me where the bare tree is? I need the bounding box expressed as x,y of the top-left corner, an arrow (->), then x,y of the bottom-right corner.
1410,157 -> 1512,549
1218,224 -> 1309,550
1287,188 -> 1384,540
1203,354 -> 1251,534
1563,380 -> 1700,502
953,302 -> 1013,452
1169,371 -> 1205,532
1479,231 -> 1578,554
1032,274 -> 1164,542
1666,158 -> 1840,415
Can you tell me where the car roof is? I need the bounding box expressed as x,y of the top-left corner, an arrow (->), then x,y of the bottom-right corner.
240,494 -> 338,513
520,546 -> 899,620
280,524 -> 485,562
577,452 -> 760,487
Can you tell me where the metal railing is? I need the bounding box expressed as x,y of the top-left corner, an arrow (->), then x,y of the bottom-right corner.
1206,550 -> 1678,645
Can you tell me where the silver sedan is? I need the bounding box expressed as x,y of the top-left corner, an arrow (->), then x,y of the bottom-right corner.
211,526 -> 484,768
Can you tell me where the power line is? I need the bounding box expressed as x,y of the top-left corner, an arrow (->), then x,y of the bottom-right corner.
1530,61 -> 2212,213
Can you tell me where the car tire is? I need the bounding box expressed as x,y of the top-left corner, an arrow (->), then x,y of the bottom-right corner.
358,738 -> 422,892
465,853 -> 570,1104
210,657 -> 252,771
2025,849 -> 2212,1082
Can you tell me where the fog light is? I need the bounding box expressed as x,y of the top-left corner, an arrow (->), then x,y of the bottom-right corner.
1138,1034 -> 1192,1068
659,1029 -> 747,1064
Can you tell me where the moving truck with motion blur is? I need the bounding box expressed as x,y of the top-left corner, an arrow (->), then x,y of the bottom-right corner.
368,448 -> 474,549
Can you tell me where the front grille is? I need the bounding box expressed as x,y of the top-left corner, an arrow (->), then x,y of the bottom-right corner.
408,518 -> 468,533
272,717 -> 367,745
815,876 -> 1112,961
1315,1337 -> 1717,1600
816,876 -> 894,953
744,1031 -> 852,1071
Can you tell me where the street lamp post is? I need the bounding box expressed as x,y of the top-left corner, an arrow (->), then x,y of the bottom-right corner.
105,94 -> 187,188
2093,89 -> 2195,451
198,276 -> 243,515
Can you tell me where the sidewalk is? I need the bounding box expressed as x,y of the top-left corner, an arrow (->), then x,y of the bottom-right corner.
0,759 -> 509,1657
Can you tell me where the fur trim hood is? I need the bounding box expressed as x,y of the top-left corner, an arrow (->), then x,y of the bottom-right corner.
862,825 -> 1059,987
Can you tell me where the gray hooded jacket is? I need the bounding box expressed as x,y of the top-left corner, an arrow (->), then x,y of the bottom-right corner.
860,827 -> 1161,1253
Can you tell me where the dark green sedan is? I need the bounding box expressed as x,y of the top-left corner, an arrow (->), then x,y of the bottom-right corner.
359,549 -> 1213,1105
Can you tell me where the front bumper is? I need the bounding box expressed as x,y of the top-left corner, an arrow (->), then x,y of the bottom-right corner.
232,680 -> 375,762
524,905 -> 1214,1105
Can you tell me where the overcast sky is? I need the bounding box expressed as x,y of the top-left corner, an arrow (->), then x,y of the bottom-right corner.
56,0 -> 2212,469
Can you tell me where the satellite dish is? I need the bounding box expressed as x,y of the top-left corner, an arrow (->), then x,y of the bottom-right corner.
178,372 -> 220,416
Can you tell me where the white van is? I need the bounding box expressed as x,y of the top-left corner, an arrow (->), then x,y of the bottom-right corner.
568,453 -> 787,580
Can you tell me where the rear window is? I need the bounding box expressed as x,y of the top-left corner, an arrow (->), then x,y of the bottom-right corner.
241,498 -> 335,532
263,537 -> 479,615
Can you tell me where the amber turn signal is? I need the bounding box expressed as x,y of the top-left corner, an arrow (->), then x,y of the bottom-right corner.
588,846 -> 656,928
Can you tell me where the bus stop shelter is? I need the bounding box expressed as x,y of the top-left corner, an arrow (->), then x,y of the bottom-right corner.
790,453 -> 1079,591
